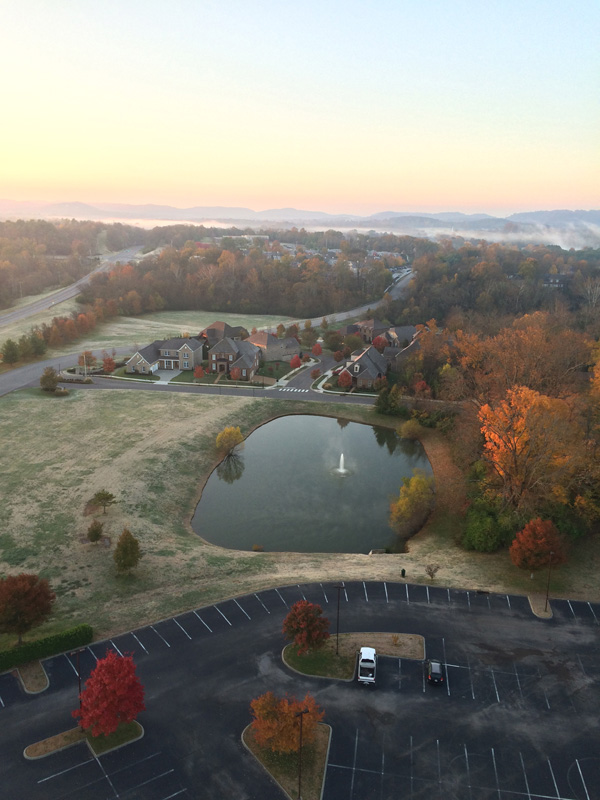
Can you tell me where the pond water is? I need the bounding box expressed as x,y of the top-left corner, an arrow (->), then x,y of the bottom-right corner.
191,415 -> 433,554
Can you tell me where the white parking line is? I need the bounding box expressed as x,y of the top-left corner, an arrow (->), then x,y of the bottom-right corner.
410,735 -> 414,796
506,595 -> 511,609
0,695 -> 4,708
466,591 -> 471,609
567,600 -> 576,618
91,751 -> 119,798
87,646 -> 98,661
466,656 -> 475,700
442,638 -> 450,696
64,653 -> 79,675
587,602 -> 599,624
173,618 -> 192,639
160,791 -> 187,800
343,583 -> 348,601
519,751 -> 532,800
321,583 -> 329,603
275,589 -> 287,608
254,593 -> 270,614
447,588 -> 451,604
132,633 -> 149,654
193,610 -> 212,632
215,606 -> 232,626
426,586 -> 430,604
235,598 -> 252,618
513,663 -> 524,702
577,654 -> 587,677
350,729 -> 359,795
151,625 -> 171,647
490,669 -> 500,703
297,584 -> 307,600
491,748 -> 501,799
384,582 -> 388,602
398,659 -> 402,690
436,739 -> 442,790
547,758 -> 560,799
363,582 -> 368,602
126,768 -> 175,794
464,744 -> 472,800
110,639 -> 124,657
576,759 -> 591,800
38,756 -> 94,783
405,584 -> 410,604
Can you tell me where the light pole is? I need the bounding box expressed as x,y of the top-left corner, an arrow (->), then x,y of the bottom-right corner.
296,708 -> 309,800
334,583 -> 343,655
544,551 -> 554,613
70,648 -> 85,727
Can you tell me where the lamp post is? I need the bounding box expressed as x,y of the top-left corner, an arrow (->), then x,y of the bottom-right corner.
70,648 -> 85,727
296,708 -> 309,800
544,551 -> 554,613
334,583 -> 344,655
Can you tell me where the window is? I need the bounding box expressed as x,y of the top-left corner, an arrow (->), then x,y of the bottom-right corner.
164,350 -> 169,356
229,355 -> 233,361
212,354 -> 216,360
141,366 -> 146,372
242,369 -> 246,376
354,365 -> 359,373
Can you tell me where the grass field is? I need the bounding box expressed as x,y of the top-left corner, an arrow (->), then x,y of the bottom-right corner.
0,388 -> 598,648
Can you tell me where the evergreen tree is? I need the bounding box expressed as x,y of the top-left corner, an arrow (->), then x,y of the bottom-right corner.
114,528 -> 142,574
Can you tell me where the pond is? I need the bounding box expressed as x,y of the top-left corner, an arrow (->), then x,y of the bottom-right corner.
191,415 -> 433,554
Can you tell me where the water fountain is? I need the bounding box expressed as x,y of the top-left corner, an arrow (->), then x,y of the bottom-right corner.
336,453 -> 349,476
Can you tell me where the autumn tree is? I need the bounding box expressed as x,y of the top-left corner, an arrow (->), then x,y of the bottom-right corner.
250,691 -> 324,754
509,518 -> 567,572
333,350 -> 344,362
87,519 -> 104,543
194,365 -> 205,380
0,574 -> 56,645
78,350 -> 97,373
311,368 -> 321,380
40,366 -> 59,392
311,342 -> 322,356
230,366 -> 241,381
216,425 -> 244,454
114,528 -> 142,574
344,334 -> 363,352
102,356 -> 116,374
92,489 -> 116,514
372,335 -> 387,353
478,386 -> 580,511
73,650 -> 145,736
276,323 -> 285,338
337,370 -> 352,389
389,469 -> 435,539
282,600 -> 330,654
289,354 -> 302,369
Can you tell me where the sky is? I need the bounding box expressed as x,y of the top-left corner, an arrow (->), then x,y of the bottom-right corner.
0,0 -> 598,216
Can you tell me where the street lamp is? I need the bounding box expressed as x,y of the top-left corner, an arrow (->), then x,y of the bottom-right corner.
70,648 -> 86,727
334,583 -> 344,655
544,551 -> 554,613
296,708 -> 309,800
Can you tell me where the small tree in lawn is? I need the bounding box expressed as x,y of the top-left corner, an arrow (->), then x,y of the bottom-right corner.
78,350 -> 97,373
282,600 -> 330,655
333,350 -> 344,362
0,574 -> 56,645
194,365 -> 205,380
87,519 -> 104,543
312,342 -> 322,357
289,354 -> 302,369
311,368 -> 321,380
73,650 -> 145,736
230,366 -> 241,381
250,691 -> 324,754
216,425 -> 244,455
1,338 -> 19,365
40,366 -> 59,392
302,354 -> 310,363
114,528 -> 142,574
92,489 -> 116,514
338,370 -> 353,390
102,356 -> 116,374
509,519 -> 567,573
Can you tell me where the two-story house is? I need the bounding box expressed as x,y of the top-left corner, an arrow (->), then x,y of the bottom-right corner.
339,345 -> 388,389
126,337 -> 204,374
208,337 -> 261,381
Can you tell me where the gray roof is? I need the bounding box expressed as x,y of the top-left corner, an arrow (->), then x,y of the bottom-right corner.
344,346 -> 387,380
209,337 -> 260,370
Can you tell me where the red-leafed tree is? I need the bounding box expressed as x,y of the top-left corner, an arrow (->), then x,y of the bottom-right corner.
509,518 -> 567,572
282,600 -> 330,654
250,691 -> 324,753
290,354 -> 302,369
302,354 -> 310,363
311,368 -> 321,380
73,650 -> 145,736
372,335 -> 387,353
102,356 -> 116,374
333,350 -> 344,362
194,365 -> 205,379
230,366 -> 242,381
0,574 -> 56,645
338,370 -> 353,389
311,342 -> 322,356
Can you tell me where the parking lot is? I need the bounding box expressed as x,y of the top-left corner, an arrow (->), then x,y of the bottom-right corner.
1,581 -> 598,799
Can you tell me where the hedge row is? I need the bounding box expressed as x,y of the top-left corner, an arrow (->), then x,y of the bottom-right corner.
0,624 -> 93,672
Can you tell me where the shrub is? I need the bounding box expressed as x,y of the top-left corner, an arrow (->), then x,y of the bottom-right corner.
0,624 -> 93,671
399,419 -> 421,440
54,387 -> 70,397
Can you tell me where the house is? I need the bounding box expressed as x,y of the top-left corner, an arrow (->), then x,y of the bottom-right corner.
247,331 -> 302,362
355,319 -> 388,343
384,325 -> 418,349
339,346 -> 388,389
208,337 -> 261,381
199,321 -> 247,354
126,337 -> 204,374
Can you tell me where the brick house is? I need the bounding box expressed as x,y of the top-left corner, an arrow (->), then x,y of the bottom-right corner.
339,346 -> 388,389
126,337 -> 204,374
247,331 -> 301,362
208,337 -> 261,380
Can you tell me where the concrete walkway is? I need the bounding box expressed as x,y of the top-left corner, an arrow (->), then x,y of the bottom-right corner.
153,369 -> 182,383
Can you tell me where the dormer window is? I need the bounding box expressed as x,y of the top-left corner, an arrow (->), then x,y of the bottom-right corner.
354,365 -> 360,373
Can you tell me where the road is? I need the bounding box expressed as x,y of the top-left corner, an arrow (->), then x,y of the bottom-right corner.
0,245 -> 145,326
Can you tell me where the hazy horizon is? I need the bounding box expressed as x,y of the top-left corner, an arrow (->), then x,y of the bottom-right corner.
1,2 -> 598,214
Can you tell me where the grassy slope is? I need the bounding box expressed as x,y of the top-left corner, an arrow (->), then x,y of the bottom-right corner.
0,389 -> 597,647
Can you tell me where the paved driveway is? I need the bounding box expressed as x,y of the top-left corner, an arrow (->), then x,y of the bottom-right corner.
1,582 -> 598,799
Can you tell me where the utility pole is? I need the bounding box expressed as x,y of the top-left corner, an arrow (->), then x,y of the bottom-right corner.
296,708 -> 309,799
334,584 -> 343,655
544,551 -> 554,613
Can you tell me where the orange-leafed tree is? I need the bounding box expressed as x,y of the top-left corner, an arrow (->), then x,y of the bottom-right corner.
283,600 -> 330,654
478,385 -> 580,511
509,519 -> 567,572
73,650 -> 145,736
311,342 -> 322,356
250,691 -> 324,753
0,574 -> 56,645
372,335 -> 387,353
102,356 -> 116,374
194,365 -> 205,380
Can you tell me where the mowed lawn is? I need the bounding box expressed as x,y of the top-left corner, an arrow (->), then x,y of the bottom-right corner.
1,388 -> 599,649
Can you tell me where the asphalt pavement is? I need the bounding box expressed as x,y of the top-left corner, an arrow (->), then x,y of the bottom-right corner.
1,580 -> 598,799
